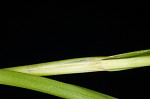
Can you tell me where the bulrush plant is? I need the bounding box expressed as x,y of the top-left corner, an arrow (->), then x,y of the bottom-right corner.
0,49 -> 150,99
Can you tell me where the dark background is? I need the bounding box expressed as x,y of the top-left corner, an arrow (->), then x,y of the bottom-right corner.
2,1 -> 150,98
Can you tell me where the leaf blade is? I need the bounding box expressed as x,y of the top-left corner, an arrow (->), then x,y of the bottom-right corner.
0,69 -> 117,99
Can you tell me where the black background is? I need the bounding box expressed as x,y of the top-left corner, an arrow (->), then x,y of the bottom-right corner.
2,1 -> 150,99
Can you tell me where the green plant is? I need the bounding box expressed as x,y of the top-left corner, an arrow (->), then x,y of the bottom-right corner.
0,49 -> 150,99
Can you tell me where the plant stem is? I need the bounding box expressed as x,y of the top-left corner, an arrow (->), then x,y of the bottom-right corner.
5,56 -> 150,76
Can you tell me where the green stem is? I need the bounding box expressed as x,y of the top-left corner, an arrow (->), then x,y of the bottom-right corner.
5,56 -> 150,76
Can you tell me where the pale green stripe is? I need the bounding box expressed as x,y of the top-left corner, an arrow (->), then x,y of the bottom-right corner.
5,56 -> 150,76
